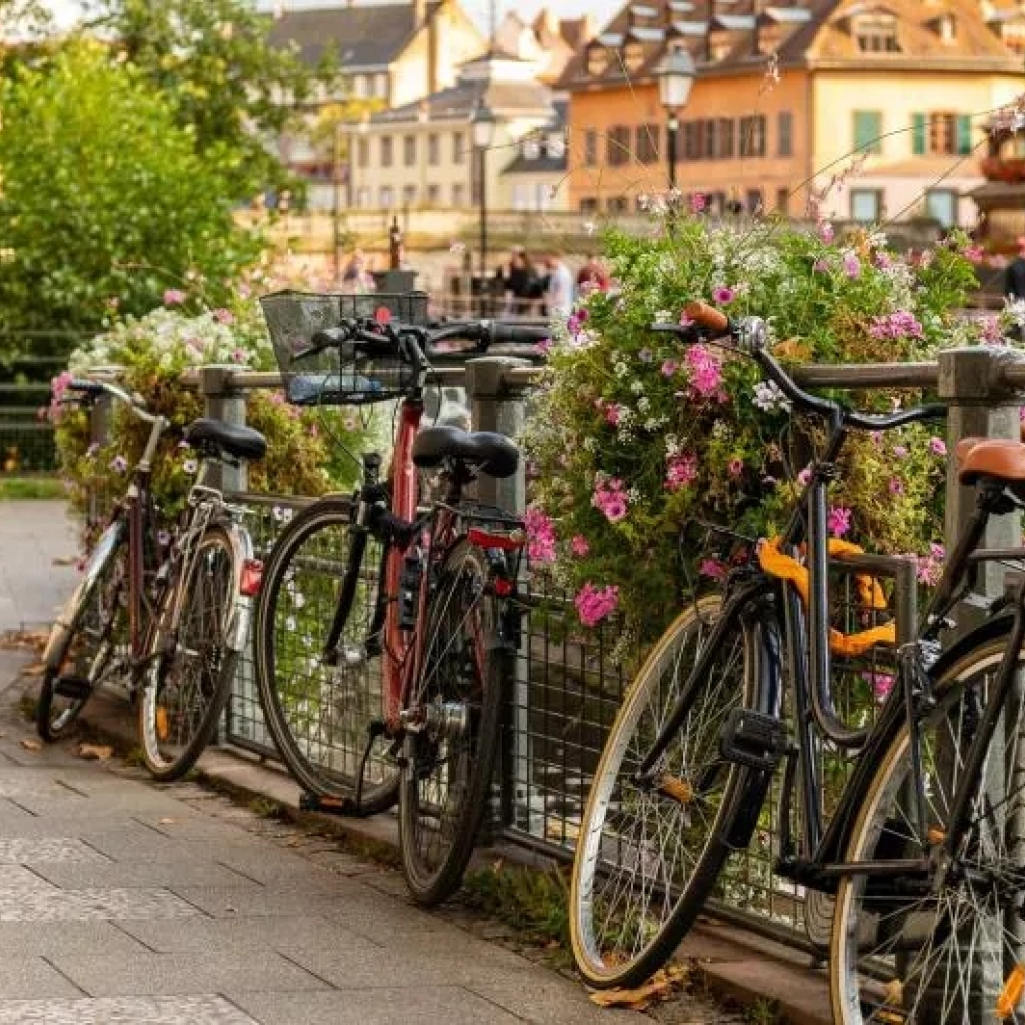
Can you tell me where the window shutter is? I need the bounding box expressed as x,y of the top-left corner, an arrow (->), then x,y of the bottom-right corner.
912,113 -> 927,156
854,111 -> 881,152
956,115 -> 973,155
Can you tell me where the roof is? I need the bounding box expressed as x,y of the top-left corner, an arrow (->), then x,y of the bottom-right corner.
502,102 -> 569,175
558,0 -> 1023,90
268,2 -> 441,70
370,73 -> 555,125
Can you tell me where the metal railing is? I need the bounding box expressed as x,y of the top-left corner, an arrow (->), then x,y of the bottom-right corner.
81,343 -> 1025,948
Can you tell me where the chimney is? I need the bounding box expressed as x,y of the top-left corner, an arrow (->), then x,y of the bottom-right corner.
427,0 -> 439,92
414,0 -> 427,27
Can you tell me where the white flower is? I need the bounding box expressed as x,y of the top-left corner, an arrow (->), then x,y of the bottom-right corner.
630,380 -> 645,395
613,360 -> 629,378
637,396 -> 650,413
1005,297 -> 1025,329
652,309 -> 673,324
752,380 -> 791,413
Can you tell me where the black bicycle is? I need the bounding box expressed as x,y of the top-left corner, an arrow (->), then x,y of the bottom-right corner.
570,302 -> 1025,1025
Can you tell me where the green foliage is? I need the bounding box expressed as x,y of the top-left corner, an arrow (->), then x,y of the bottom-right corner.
0,42 -> 263,345
53,288 -> 374,540
524,218 -> 1004,640
83,0 -> 334,198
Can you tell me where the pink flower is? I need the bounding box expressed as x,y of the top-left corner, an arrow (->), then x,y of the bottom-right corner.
797,465 -> 812,486
231,347 -> 247,362
712,286 -> 736,306
665,453 -> 698,491
827,505 -> 852,538
534,338 -> 553,356
888,477 -> 904,495
678,311 -> 694,327
163,288 -> 186,305
689,193 -> 707,214
699,558 -> 727,580
892,445 -> 908,459
842,253 -> 861,278
213,308 -> 235,325
684,344 -> 725,401
870,673 -> 895,703
817,221 -> 835,244
592,478 -> 629,523
929,436 -> 947,456
661,359 -> 679,377
727,458 -> 744,478
604,404 -> 623,426
813,258 -> 830,274
574,582 -> 620,627
868,311 -> 923,341
570,534 -> 590,557
524,507 -> 557,564
964,245 -> 984,264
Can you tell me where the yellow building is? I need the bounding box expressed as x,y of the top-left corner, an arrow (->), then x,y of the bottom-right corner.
561,0 -> 1024,226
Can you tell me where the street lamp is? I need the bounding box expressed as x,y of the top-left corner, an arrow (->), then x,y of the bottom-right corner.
471,99 -> 496,317
654,49 -> 696,204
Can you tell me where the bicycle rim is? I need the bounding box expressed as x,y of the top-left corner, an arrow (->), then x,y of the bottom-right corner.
831,637 -> 1025,1025
399,541 -> 503,905
570,593 -> 763,989
38,550 -> 127,741
139,528 -> 236,781
255,498 -> 398,811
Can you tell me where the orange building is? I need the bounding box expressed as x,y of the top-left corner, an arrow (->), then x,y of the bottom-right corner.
560,0 -> 1025,226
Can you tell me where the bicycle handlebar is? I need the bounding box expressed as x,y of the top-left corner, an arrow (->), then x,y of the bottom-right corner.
651,312 -> 946,431
65,378 -> 164,425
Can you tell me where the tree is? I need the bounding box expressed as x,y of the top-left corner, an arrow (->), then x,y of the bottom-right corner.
0,41 -> 263,344
81,0 -> 335,199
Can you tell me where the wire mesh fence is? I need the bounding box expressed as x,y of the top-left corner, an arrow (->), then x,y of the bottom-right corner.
0,384 -> 57,475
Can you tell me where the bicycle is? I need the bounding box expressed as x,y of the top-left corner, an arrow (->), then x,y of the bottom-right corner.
38,377 -> 266,781
255,291 -> 548,904
568,301 -> 1025,1024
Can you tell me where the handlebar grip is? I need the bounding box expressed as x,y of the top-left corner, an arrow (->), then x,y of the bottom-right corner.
489,323 -> 551,346
684,302 -> 730,333
68,379 -> 106,396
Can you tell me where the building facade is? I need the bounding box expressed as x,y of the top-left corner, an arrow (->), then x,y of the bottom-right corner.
560,0 -> 1024,226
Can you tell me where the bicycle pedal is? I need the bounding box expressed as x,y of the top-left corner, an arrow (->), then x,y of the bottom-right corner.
299,792 -> 357,816
53,676 -> 92,700
720,708 -> 788,772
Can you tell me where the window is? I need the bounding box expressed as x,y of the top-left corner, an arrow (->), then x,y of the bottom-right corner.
683,121 -> 698,160
855,14 -> 900,52
452,132 -> 465,164
512,183 -> 528,211
607,125 -> 631,166
427,133 -> 440,166
938,13 -> 956,43
583,129 -> 598,167
703,120 -> 718,160
356,187 -> 370,208
357,138 -> 369,168
926,189 -> 958,228
580,197 -> 599,214
777,112 -> 793,157
426,183 -> 440,205
635,124 -> 659,165
375,73 -> 389,99
718,118 -> 735,159
404,135 -> 416,166
548,134 -> 565,159
851,188 -> 882,222
451,182 -> 465,207
745,189 -> 764,215
624,41 -> 644,73
957,115 -> 973,155
607,195 -> 629,214
523,137 -> 541,160
380,136 -> 393,167
776,187 -> 790,215
353,74 -> 367,98
403,184 -> 417,206
739,115 -> 766,157
853,111 -> 882,154
379,185 -> 394,208
913,113 -> 973,156
930,113 -> 956,155
587,46 -> 608,76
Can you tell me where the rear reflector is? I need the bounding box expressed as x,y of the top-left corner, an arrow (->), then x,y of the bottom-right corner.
240,559 -> 263,597
468,527 -> 525,551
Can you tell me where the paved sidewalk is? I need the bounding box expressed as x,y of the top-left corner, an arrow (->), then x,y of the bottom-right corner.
0,499 -> 832,1024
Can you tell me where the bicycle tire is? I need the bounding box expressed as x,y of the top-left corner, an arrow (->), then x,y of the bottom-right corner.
138,525 -> 238,781
569,593 -> 768,990
37,524 -> 127,741
254,496 -> 399,813
399,539 -> 505,905
831,633 -> 1025,1025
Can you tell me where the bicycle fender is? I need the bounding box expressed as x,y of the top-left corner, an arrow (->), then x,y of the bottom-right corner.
44,518 -> 125,669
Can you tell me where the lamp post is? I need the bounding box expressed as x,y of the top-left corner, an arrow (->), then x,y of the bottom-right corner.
332,121 -> 344,283
471,100 -> 496,317
654,49 -> 696,218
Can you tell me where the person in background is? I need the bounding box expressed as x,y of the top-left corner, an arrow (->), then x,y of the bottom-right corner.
1005,236 -> 1025,302
576,252 -> 610,296
545,251 -> 574,318
505,248 -> 537,315
341,250 -> 375,293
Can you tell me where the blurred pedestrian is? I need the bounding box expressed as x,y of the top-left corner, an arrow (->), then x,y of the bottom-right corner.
576,253 -> 610,297
340,250 -> 375,293
505,248 -> 538,315
1005,236 -> 1025,301
545,251 -> 574,318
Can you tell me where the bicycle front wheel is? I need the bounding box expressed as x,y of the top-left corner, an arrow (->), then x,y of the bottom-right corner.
399,539 -> 505,905
138,526 -> 238,781
570,593 -> 767,990
38,524 -> 127,741
831,634 -> 1025,1025
255,497 -> 399,813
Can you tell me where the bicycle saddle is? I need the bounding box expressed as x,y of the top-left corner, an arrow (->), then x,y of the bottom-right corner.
412,426 -> 519,479
185,418 -> 267,461
955,436 -> 1025,486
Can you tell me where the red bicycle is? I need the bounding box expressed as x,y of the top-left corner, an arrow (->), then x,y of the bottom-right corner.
255,292 -> 546,903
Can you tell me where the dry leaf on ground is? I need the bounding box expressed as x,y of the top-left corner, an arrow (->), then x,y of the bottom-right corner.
19,739 -> 42,752
157,817 -> 175,825
588,966 -> 689,1010
0,630 -> 49,651
20,663 -> 46,677
77,744 -> 113,761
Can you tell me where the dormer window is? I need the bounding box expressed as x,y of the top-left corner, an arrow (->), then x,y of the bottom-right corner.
523,137 -> 541,160
855,13 -> 900,53
624,40 -> 645,72
548,135 -> 566,159
587,45 -> 609,76
938,13 -> 956,42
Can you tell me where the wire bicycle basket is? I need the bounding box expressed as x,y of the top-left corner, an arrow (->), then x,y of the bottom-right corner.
260,290 -> 430,406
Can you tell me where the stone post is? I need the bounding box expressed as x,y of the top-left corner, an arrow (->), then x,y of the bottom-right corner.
198,365 -> 248,495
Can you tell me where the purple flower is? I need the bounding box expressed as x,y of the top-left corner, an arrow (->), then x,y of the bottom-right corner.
163,288 -> 186,306
892,445 -> 908,459
817,221 -> 835,244
713,286 -> 736,306
813,258 -> 830,274
842,253 -> 861,278
827,505 -> 852,537
110,455 -> 127,473
534,338 -> 553,356
570,534 -> 590,557
213,308 -> 235,325
638,348 -> 653,362
870,673 -> 895,703
888,477 -> 904,495
868,311 -> 924,341
690,193 -> 707,214
929,436 -> 947,456
699,558 -> 727,580
661,359 -> 679,377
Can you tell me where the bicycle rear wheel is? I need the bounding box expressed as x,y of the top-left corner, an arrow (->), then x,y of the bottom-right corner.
37,523 -> 127,741
831,634 -> 1025,1025
569,593 -> 767,990
255,497 -> 399,813
399,539 -> 505,905
138,526 -> 238,781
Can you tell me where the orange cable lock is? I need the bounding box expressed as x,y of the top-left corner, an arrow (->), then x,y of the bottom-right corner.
757,537 -> 895,657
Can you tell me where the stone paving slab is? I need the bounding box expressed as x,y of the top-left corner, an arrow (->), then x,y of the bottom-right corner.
0,921 -> 148,958
0,994 -> 258,1024
0,887 -> 200,923
29,858 -> 256,891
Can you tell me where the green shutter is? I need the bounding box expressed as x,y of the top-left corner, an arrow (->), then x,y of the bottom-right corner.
912,113 -> 927,155
854,111 -> 881,153
956,114 -> 973,155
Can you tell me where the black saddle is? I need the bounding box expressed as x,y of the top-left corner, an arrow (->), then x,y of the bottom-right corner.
412,426 -> 519,479
185,418 -> 267,462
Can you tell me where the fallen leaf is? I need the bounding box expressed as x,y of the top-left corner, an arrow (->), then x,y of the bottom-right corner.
157,817 -> 175,825
772,337 -> 812,361
51,557 -> 77,566
77,743 -> 113,761
19,739 -> 42,752
21,663 -> 46,677
588,966 -> 689,1010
